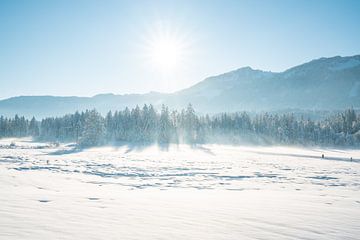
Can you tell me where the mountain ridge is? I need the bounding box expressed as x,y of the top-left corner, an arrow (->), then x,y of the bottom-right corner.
1,55 -> 359,118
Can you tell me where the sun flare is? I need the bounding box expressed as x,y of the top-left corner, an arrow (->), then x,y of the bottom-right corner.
149,38 -> 183,71
142,22 -> 191,73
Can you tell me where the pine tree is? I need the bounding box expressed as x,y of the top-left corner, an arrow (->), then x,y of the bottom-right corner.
28,117 -> 39,137
158,105 -> 172,143
79,109 -> 105,147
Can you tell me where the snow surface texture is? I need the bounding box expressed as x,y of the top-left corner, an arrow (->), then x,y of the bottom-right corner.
0,138 -> 359,239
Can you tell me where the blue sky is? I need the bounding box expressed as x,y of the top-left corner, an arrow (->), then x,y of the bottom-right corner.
0,0 -> 359,99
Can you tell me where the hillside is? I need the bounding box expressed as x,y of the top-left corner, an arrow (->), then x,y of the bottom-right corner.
0,55 -> 359,118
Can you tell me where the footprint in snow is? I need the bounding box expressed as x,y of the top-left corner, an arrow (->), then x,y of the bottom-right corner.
38,199 -> 51,203
88,197 -> 100,201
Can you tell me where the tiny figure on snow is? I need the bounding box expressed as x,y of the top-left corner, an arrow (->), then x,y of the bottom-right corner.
350,157 -> 353,162
321,154 -> 324,159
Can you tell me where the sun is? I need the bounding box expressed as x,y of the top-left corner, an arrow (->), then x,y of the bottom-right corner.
142,21 -> 191,73
149,37 -> 183,71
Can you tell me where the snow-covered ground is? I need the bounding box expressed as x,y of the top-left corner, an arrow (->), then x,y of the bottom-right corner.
0,138 -> 359,239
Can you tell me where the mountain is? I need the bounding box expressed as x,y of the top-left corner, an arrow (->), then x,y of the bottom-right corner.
1,55 -> 359,118
170,55 -> 360,112
0,92 -> 168,119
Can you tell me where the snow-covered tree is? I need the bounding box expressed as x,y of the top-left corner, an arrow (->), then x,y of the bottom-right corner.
79,109 -> 105,147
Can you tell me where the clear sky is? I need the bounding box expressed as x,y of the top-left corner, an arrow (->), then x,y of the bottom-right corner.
0,0 -> 360,99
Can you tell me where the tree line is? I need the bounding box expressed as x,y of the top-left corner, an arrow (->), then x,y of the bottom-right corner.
1,105 -> 359,147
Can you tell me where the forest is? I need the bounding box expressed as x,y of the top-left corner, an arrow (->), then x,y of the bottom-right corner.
0,104 -> 359,147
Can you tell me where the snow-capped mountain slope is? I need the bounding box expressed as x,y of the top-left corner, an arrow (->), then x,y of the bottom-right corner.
0,55 -> 359,118
169,55 -> 360,112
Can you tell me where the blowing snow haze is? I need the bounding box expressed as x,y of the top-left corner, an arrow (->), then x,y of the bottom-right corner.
0,55 -> 359,118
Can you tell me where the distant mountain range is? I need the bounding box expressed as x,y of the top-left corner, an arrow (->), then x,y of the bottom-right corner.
1,55 -> 359,118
